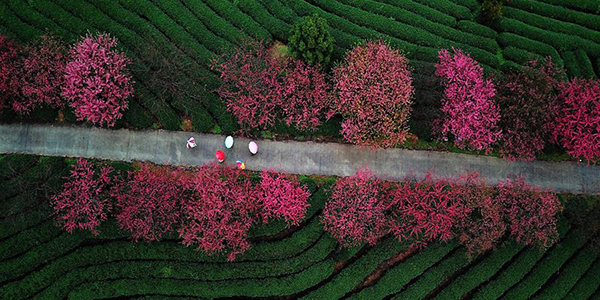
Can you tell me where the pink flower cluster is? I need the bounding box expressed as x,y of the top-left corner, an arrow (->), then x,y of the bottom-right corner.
389,175 -> 471,247
321,169 -> 392,247
51,158 -> 114,235
554,78 -> 600,163
498,59 -> 561,161
0,35 -> 19,111
12,35 -> 68,114
62,33 -> 133,127
435,48 -> 501,152
332,40 -> 414,148
256,170 -> 311,226
112,164 -> 183,242
212,40 -> 330,131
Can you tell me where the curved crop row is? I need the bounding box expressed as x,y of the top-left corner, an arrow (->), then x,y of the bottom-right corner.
507,0 -> 600,31
348,243 -> 457,299
301,237 -> 406,299
533,243 -> 599,300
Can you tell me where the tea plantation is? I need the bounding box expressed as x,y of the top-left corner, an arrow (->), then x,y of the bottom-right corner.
0,154 -> 599,299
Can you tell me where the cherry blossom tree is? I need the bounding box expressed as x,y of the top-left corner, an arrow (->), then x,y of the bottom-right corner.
62,33 -> 133,127
332,40 -> 414,148
113,164 -> 183,242
322,169 -> 392,247
496,177 -> 563,248
257,170 -> 310,226
178,163 -> 257,261
212,40 -> 330,131
0,35 -> 19,112
388,174 -> 471,247
51,158 -> 114,235
554,78 -> 600,163
435,48 -> 501,152
498,58 -> 562,161
12,34 -> 68,114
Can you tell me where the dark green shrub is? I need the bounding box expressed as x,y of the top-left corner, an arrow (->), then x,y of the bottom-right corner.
480,0 -> 503,24
288,14 -> 334,68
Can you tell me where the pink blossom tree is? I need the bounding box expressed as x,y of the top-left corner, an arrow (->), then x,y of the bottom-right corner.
496,177 -> 563,248
112,164 -> 183,242
178,163 -> 257,261
498,58 -> 562,161
12,35 -> 68,114
0,35 -> 19,112
388,174 -> 471,247
554,78 -> 600,163
62,33 -> 133,127
212,40 -> 330,131
322,169 -> 392,247
435,48 -> 501,152
332,40 -> 414,148
256,170 -> 310,226
51,158 -> 114,235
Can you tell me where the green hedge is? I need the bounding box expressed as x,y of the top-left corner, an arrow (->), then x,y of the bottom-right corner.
533,243 -> 598,300
257,0 -> 298,24
149,0 -> 233,53
0,220 -> 61,262
0,155 -> 37,180
67,260 -> 333,299
501,226 -> 594,300
507,0 -> 600,32
301,237 -> 406,299
457,21 -> 498,39
500,17 -> 600,56
6,0 -> 73,40
180,0 -> 250,45
536,0 -> 600,13
123,99 -> 155,129
377,0 -> 457,27
448,0 -> 479,11
433,242 -> 524,299
28,0 -> 90,38
575,49 -> 596,79
135,84 -> 181,131
392,248 -> 470,299
349,243 -> 456,299
503,7 -> 600,45
472,221 -> 570,299
337,0 -> 500,54
0,205 -> 52,240
202,0 -> 271,41
0,2 -> 40,42
562,51 -> 581,79
497,33 -> 562,66
502,46 -> 543,65
1,165 -> 67,218
10,235 -> 335,299
410,0 -> 471,20
236,0 -> 292,43
0,157 -> 64,201
563,257 -> 600,300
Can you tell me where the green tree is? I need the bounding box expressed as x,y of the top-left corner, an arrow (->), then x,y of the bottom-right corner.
288,14 -> 334,68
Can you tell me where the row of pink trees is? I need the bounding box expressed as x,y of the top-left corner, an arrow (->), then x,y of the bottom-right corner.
51,159 -> 310,261
322,169 -> 563,256
215,40 -> 599,162
436,48 -> 600,163
213,40 -> 413,148
0,33 -> 132,127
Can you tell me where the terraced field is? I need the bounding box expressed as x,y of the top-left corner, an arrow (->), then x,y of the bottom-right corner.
1,0 -> 598,140
1,154 -> 599,299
